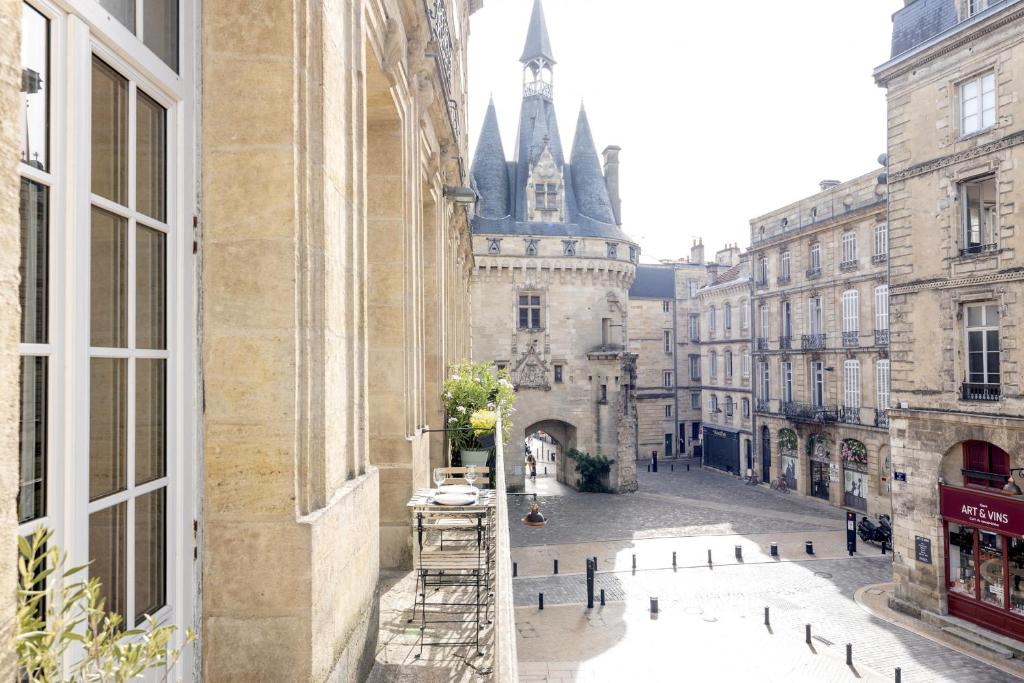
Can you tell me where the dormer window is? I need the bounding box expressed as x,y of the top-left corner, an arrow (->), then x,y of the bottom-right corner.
527,144 -> 564,222
487,239 -> 501,255
607,242 -> 618,259
629,246 -> 639,263
562,240 -> 577,256
536,183 -> 559,211
525,239 -> 539,256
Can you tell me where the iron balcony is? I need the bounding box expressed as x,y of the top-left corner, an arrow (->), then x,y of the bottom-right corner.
778,336 -> 792,350
806,267 -> 821,280
839,259 -> 859,272
801,333 -> 826,350
756,337 -> 769,351
961,382 -> 1000,401
842,331 -> 859,348
874,329 -> 889,346
781,401 -> 838,423
874,409 -> 889,429
838,406 -> 861,424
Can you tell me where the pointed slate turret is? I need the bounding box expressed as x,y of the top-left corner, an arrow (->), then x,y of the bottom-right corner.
520,0 -> 556,65
569,104 -> 615,225
471,98 -> 510,219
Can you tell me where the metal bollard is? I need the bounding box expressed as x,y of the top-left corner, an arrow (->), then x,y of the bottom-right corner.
672,551 -> 677,567
600,589 -> 606,606
513,561 -> 517,577
805,540 -> 814,555
539,593 -> 544,610
687,463 -> 690,471
647,464 -> 650,472
805,624 -> 811,644
764,606 -> 770,626
882,540 -> 887,555
895,667 -> 901,683
586,560 -> 595,609
650,597 -> 659,614
735,545 -> 743,561
553,559 -> 558,574
770,542 -> 778,557
846,643 -> 852,666
632,554 -> 637,570
593,556 -> 598,569
707,549 -> 713,566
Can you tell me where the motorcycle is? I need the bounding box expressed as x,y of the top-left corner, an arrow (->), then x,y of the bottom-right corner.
857,514 -> 892,546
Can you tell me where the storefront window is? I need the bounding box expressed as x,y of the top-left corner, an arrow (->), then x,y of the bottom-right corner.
979,531 -> 1005,608
1009,538 -> 1024,615
949,524 -> 976,597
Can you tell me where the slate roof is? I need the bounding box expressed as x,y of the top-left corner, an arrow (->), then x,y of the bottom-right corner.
520,0 -> 556,64
470,0 -> 633,242
629,265 -> 675,299
890,0 -> 1014,58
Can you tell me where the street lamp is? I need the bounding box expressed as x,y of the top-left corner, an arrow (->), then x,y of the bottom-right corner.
443,185 -> 478,205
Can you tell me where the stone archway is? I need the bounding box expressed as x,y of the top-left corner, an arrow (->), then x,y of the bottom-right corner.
523,419 -> 578,487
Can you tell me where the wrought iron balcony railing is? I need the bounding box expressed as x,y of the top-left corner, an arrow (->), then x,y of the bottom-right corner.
756,279 -> 769,290
778,336 -> 792,350
781,401 -> 837,423
874,409 -> 889,429
961,382 -> 1000,401
959,243 -> 998,258
755,399 -> 771,414
839,259 -> 859,272
842,331 -> 859,347
839,406 -> 861,424
756,337 -> 769,351
871,253 -> 888,264
802,333 -> 826,350
874,329 -> 889,346
423,0 -> 460,141
777,275 -> 791,285
806,267 -> 821,280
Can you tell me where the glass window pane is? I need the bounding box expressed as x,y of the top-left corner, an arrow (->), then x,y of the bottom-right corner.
136,359 -> 166,485
967,306 -> 983,328
21,4 -> 49,171
91,207 -> 128,348
143,0 -> 178,71
18,356 -> 46,523
91,57 -> 128,204
19,179 -> 48,344
985,304 -> 999,325
531,296 -> 540,306
949,524 -> 976,597
98,0 -> 135,32
1010,538 -> 1024,615
90,358 -> 127,500
89,502 -> 127,619
136,92 -> 166,221
134,488 -> 166,623
137,227 -> 166,349
980,531 -> 1004,608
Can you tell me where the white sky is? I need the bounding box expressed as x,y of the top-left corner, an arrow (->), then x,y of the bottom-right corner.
467,0 -> 904,263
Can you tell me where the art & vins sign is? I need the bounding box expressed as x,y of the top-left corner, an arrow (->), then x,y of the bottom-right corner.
940,485 -> 1024,536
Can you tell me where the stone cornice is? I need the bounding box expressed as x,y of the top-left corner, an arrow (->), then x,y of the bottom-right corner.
890,130 -> 1024,182
891,269 -> 1024,295
750,201 -> 886,251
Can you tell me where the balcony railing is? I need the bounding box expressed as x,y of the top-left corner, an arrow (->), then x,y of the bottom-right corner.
839,406 -> 861,424
842,331 -> 859,347
423,0 -> 460,141
874,409 -> 889,429
777,275 -> 791,285
839,259 -> 859,272
778,336 -> 792,350
492,412 -> 519,679
802,333 -> 826,350
960,243 -> 998,258
755,399 -> 771,413
961,382 -> 1000,401
806,267 -> 821,280
781,401 -> 837,423
756,337 -> 769,351
874,329 -> 889,346
756,279 -> 769,290
871,253 -> 888,264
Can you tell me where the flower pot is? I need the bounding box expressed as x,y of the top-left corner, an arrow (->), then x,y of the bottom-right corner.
476,432 -> 496,449
460,449 -> 490,468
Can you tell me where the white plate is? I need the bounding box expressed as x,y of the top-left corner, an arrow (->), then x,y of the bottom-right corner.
433,492 -> 478,506
438,484 -> 478,495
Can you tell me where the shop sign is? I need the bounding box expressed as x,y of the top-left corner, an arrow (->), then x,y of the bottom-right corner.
829,463 -> 839,483
940,485 -> 1024,537
915,536 -> 932,564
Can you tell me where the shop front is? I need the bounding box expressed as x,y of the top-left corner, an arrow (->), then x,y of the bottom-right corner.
778,428 -> 797,490
940,485 -> 1024,640
704,426 -> 740,475
841,439 -> 868,511
808,434 -> 832,502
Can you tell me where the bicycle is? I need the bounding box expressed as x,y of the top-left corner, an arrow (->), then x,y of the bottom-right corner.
745,473 -> 760,485
770,478 -> 789,493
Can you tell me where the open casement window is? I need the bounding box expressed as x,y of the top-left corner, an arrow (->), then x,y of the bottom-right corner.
965,303 -> 1000,388
811,361 -> 825,407
963,440 -> 1010,489
960,72 -> 995,135
960,175 -> 997,254
518,293 -> 543,329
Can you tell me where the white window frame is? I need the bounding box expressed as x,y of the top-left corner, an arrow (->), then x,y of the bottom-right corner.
759,361 -> 770,400
724,303 -> 732,331
876,359 -> 890,409
842,289 -> 859,334
781,300 -> 792,338
663,370 -> 673,388
782,361 -> 793,402
964,303 -> 1000,386
874,223 -> 888,257
689,314 -> 699,341
810,243 -> 821,271
709,351 -> 718,378
959,71 -> 995,135
808,297 -> 823,335
662,300 -> 670,313
664,404 -> 672,418
690,392 -> 700,410
725,350 -> 733,378
17,0 -> 197,672
759,303 -> 769,340
725,396 -> 734,417
688,280 -> 698,298
960,174 -> 998,252
780,250 -> 790,279
739,300 -> 748,331
741,350 -> 750,379
663,329 -> 672,354
758,256 -> 768,283
841,232 -> 857,265
812,361 -> 825,407
874,285 -> 889,331
708,306 -> 716,337
844,360 -> 861,409
689,355 -> 700,380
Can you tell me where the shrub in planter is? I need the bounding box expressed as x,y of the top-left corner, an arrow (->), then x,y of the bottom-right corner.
566,448 -> 614,493
441,362 -> 515,465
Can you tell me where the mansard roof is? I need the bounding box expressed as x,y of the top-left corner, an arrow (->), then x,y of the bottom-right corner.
520,0 -> 556,64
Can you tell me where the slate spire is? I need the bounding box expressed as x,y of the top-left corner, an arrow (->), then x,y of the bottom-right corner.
569,103 -> 615,225
470,97 -> 511,219
520,0 -> 556,65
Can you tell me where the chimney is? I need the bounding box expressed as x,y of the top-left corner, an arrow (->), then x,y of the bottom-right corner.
819,179 -> 841,191
690,237 -> 704,264
602,146 -> 622,225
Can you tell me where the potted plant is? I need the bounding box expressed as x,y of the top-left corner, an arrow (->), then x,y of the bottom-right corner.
442,361 -> 514,467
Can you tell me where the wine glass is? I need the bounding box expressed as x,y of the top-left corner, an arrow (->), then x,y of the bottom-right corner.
433,467 -> 446,491
464,466 -> 478,490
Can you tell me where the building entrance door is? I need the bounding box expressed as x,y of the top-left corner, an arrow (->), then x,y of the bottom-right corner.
761,426 -> 771,483
811,460 -> 830,500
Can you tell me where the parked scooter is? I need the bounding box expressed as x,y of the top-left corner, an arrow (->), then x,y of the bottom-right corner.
857,514 -> 892,546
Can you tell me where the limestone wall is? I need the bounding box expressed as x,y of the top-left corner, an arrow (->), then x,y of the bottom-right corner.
0,0 -> 19,677
629,297 -> 676,457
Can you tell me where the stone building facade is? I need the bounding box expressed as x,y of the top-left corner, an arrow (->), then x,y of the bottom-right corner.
469,0 -> 638,493
2,0 -> 479,679
750,171 -> 892,518
876,0 -> 1024,641
698,251 -> 755,476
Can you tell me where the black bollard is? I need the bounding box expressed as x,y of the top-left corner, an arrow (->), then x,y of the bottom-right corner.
600,589 -> 606,606
805,624 -> 811,644
650,597 -> 659,614
671,464 -> 674,472
687,463 -> 690,471
539,593 -> 544,610
707,549 -> 713,566
846,643 -> 852,666
593,556 -> 598,569
632,554 -> 637,570
805,540 -> 814,555
647,464 -> 650,472
882,540 -> 887,555
770,542 -> 779,557
587,560 -> 595,609
553,559 -> 558,574
735,545 -> 743,561
513,561 -> 517,577
672,551 -> 677,568
764,606 -> 770,626
895,667 -> 901,683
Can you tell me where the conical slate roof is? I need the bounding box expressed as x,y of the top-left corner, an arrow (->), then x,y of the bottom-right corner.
569,104 -> 615,225
470,98 -> 510,219
520,0 -> 556,65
